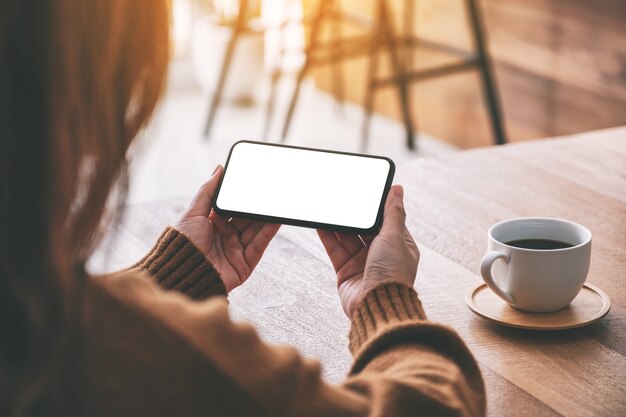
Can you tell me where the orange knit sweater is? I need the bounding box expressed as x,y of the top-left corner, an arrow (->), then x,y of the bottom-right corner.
74,228 -> 485,416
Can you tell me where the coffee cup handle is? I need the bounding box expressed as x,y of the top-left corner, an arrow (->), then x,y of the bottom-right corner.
480,251 -> 515,304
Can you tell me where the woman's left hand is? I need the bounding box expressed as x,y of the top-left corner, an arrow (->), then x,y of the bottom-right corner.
175,165 -> 281,292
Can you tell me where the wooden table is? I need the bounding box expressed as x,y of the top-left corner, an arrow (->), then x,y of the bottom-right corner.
92,127 -> 626,417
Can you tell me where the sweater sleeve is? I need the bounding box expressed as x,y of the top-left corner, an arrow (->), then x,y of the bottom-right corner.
132,227 -> 226,300
343,283 -> 486,416
116,275 -> 485,417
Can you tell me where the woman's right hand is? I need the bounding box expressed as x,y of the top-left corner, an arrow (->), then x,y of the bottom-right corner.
317,185 -> 420,317
175,166 -> 281,292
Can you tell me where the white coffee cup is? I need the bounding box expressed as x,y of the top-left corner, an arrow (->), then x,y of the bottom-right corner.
480,217 -> 592,313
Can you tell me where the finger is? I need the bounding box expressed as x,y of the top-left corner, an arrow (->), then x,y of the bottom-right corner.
184,165 -> 223,218
337,232 -> 366,256
243,223 -> 281,269
240,221 -> 265,246
381,184 -> 406,234
230,218 -> 255,234
317,229 -> 351,272
208,210 -> 230,236
361,234 -> 376,246
404,226 -> 419,254
336,248 -> 369,286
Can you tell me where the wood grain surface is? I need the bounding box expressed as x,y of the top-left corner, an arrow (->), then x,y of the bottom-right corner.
466,283 -> 611,330
91,127 -> 626,416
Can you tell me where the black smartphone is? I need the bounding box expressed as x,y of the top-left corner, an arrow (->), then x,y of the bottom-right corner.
213,141 -> 395,235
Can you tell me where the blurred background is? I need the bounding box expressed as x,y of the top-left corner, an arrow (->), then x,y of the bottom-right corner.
130,0 -> 626,204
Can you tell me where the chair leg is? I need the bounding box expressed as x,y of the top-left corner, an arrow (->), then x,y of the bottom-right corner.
280,0 -> 330,142
403,0 -> 414,76
263,68 -> 281,141
380,0 -> 415,151
330,0 -> 345,108
203,0 -> 249,139
465,0 -> 507,145
403,0 -> 419,140
361,40 -> 380,153
202,30 -> 240,138
263,24 -> 287,141
280,62 -> 307,142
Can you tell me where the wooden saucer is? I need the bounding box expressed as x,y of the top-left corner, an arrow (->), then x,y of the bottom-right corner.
465,282 -> 611,330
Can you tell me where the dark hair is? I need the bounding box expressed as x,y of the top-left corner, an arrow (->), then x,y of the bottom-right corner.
0,0 -> 170,415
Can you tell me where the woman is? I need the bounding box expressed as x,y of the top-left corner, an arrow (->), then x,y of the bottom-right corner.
0,1 -> 485,416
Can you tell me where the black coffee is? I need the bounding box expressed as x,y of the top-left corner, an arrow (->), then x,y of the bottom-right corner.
505,238 -> 574,250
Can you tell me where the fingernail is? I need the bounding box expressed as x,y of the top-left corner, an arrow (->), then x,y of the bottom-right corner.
211,165 -> 222,175
394,186 -> 404,199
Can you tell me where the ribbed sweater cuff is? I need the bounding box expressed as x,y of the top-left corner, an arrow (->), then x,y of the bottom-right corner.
349,282 -> 426,355
133,227 -> 226,300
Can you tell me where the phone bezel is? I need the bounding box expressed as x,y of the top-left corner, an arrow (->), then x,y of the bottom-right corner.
213,140 -> 396,235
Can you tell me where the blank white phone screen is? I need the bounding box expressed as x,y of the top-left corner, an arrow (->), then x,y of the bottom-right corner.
216,142 -> 392,230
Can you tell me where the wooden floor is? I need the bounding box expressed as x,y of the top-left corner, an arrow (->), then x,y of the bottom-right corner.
92,126 -> 626,416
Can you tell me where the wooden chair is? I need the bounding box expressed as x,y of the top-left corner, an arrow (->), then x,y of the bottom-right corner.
201,0 -> 346,141
202,0 -> 257,139
276,0 -> 507,151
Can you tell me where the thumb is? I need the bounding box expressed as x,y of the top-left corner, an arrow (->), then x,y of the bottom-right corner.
381,185 -> 406,234
184,165 -> 223,217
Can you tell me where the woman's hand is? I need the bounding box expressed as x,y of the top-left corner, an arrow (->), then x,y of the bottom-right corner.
317,185 -> 419,317
175,166 -> 281,292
